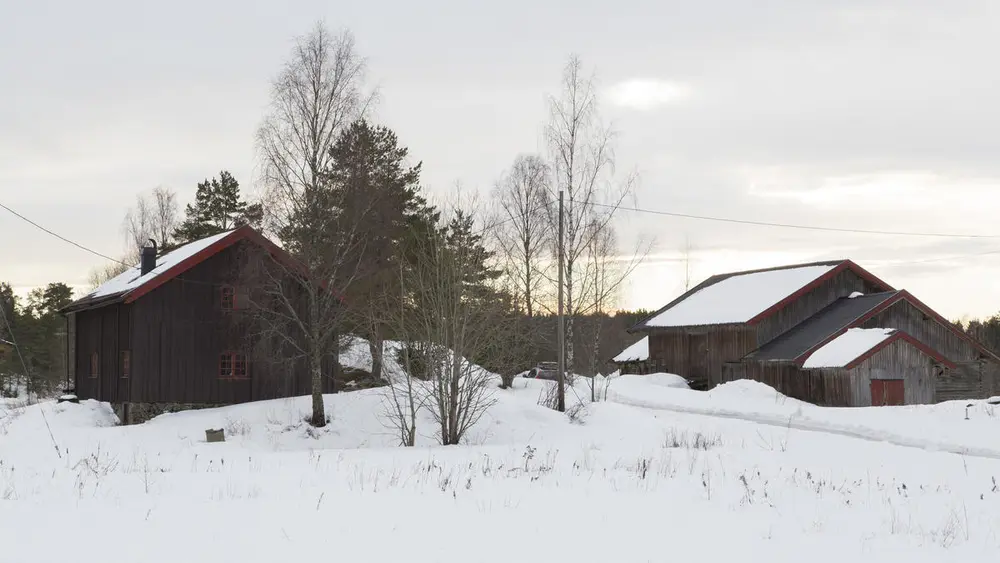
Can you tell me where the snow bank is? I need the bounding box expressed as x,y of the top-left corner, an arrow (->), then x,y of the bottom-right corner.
609,376 -> 1000,459
644,373 -> 690,389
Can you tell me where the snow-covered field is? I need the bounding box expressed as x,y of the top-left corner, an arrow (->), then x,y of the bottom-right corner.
3,366 -> 1000,562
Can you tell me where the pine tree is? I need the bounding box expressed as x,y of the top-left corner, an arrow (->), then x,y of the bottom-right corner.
172,171 -> 263,246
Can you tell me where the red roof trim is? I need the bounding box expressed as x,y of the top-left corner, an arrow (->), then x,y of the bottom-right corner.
122,226 -> 342,304
747,260 -> 895,326
794,290 -> 1000,364
841,331 -> 956,370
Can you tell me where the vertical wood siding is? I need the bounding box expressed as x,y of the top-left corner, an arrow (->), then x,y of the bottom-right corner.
846,339 -> 935,406
859,300 -> 978,361
67,313 -> 76,387
722,361 -> 852,406
74,304 -> 126,402
754,269 -> 887,346
648,325 -> 757,389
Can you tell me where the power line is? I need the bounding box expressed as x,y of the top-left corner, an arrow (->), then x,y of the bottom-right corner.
588,201 -> 1000,239
0,201 -> 128,264
877,247 -> 1000,268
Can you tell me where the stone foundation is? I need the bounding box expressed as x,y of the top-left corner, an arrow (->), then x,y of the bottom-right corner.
113,402 -> 223,425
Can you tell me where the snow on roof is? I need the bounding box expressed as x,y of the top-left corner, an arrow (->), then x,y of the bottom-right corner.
645,264 -> 837,327
88,230 -> 235,299
613,336 -> 649,363
802,328 -> 896,368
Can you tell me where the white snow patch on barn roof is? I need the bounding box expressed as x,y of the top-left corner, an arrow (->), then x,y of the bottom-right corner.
644,264 -> 837,327
613,336 -> 649,362
88,230 -> 235,298
802,328 -> 896,368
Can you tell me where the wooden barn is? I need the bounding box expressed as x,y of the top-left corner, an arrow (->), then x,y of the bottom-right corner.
60,226 -> 338,423
628,260 -> 1000,406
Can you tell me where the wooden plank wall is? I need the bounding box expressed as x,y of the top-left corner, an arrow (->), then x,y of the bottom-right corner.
846,339 -> 935,406
936,361 -> 984,402
983,362 -> 1000,398
130,243 -> 255,405
73,304 -> 127,403
649,325 -> 757,389
723,361 -> 853,406
860,300 -> 979,361
127,241 -> 337,405
754,268 -> 887,346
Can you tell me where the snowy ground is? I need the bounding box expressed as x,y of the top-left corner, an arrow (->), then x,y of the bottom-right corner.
3,367 -> 1000,561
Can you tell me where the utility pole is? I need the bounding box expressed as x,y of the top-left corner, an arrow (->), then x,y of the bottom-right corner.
556,190 -> 566,412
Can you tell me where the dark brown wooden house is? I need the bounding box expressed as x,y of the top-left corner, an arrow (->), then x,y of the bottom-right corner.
60,226 -> 337,422
628,260 -> 1000,406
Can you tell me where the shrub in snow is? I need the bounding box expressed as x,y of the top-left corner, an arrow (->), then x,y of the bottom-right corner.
662,429 -> 722,450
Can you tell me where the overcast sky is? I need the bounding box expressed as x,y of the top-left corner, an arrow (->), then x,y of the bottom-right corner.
3,0 -> 1000,321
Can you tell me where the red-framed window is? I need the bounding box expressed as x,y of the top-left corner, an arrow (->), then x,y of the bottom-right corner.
221,285 -> 249,311
221,285 -> 236,311
90,352 -> 99,378
219,352 -> 249,380
120,350 -> 130,379
234,354 -> 248,378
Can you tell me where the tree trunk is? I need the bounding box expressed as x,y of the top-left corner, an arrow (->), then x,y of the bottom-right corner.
565,274 -> 575,374
369,329 -> 384,381
310,352 -> 326,427
309,295 -> 326,428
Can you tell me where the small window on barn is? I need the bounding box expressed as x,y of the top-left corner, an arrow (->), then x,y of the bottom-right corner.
219,353 -> 234,378
90,352 -> 99,378
120,350 -> 130,379
221,285 -> 235,311
233,354 -> 248,379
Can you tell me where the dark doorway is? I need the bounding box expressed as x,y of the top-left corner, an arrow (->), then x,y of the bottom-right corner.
687,333 -> 709,389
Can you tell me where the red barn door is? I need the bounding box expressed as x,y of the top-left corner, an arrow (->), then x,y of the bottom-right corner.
870,379 -> 905,406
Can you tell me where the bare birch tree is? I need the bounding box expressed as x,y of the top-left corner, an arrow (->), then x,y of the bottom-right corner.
681,236 -> 695,291
255,22 -> 374,427
582,221 -> 619,401
395,206 -> 525,445
122,186 -> 180,259
545,55 -> 637,376
492,154 -> 551,318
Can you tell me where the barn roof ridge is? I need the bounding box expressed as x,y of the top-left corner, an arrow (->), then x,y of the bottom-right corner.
628,259 -> 895,332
